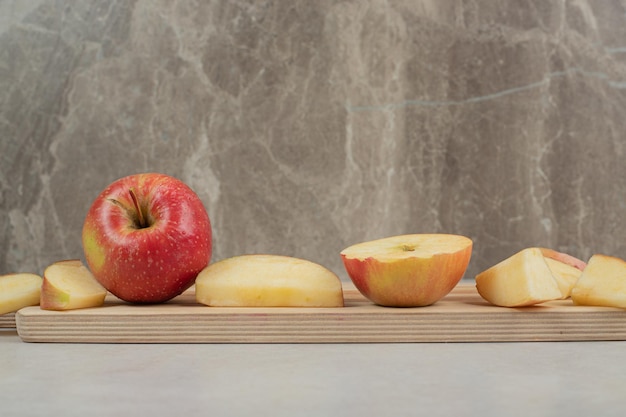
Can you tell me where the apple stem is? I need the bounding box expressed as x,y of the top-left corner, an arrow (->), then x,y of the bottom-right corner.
129,188 -> 147,228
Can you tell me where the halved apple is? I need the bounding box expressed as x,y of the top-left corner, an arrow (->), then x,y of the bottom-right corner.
475,247 -> 563,307
195,254 -> 344,307
340,234 -> 473,307
0,273 -> 43,315
540,248 -> 586,299
571,254 -> 626,309
40,260 -> 107,311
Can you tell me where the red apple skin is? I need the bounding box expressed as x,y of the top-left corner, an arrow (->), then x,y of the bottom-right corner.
341,239 -> 472,307
539,248 -> 587,271
82,173 -> 212,303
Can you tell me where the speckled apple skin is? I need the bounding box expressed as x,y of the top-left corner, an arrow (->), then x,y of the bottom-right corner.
341,242 -> 472,307
82,173 -> 212,303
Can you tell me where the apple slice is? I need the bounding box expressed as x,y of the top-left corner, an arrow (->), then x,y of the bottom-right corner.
0,273 -> 43,315
475,247 -> 562,307
543,258 -> 582,299
571,254 -> 626,308
195,255 -> 344,307
340,234 -> 473,307
40,260 -> 108,311
539,248 -> 586,299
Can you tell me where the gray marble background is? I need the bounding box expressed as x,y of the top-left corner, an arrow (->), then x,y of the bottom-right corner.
2,0 -> 626,281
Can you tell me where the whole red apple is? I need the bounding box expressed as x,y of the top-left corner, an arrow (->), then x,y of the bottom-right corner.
82,173 -> 212,303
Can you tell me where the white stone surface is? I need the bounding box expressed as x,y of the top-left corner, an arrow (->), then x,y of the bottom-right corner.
2,330 -> 626,416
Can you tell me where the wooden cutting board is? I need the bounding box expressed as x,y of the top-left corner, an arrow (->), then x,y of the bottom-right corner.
15,283 -> 626,343
1,313 -> 15,328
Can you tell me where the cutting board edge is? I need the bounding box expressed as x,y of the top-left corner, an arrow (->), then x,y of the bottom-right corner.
14,283 -> 626,344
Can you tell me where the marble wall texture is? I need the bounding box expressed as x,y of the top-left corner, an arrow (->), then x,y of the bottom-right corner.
2,0 -> 626,281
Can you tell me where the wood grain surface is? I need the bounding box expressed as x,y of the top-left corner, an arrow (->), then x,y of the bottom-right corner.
0,313 -> 15,328
15,283 -> 626,343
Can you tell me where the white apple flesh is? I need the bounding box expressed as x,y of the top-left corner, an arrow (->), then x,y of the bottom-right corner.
195,254 -> 344,307
543,257 -> 583,299
40,260 -> 107,311
571,254 -> 626,309
0,273 -> 43,315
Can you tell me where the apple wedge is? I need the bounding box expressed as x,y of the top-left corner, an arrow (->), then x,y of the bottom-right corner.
40,260 -> 108,311
544,258 -> 581,299
0,273 -> 43,315
540,248 -> 586,299
340,234 -> 473,307
571,254 -> 626,309
195,255 -> 344,307
475,247 -> 563,307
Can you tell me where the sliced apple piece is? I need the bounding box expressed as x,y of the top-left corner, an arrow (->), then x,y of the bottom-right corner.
571,254 -> 626,309
0,273 -> 43,315
195,255 -> 344,307
340,234 -> 473,307
539,248 -> 586,299
40,260 -> 107,311
475,247 -> 562,307
543,258 -> 581,299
